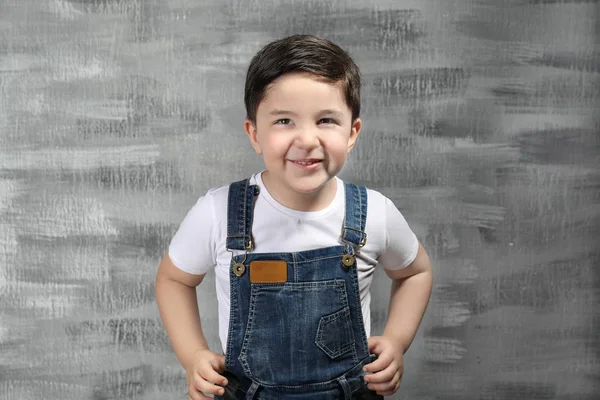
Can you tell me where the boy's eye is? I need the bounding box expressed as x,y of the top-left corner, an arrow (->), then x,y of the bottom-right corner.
275,118 -> 292,125
319,118 -> 337,125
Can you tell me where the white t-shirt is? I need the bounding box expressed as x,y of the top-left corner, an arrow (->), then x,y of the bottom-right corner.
168,172 -> 419,352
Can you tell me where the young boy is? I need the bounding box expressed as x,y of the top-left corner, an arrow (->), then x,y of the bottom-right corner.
155,34 -> 432,400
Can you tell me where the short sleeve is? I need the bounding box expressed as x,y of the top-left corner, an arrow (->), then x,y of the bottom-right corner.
378,197 -> 419,270
168,193 -> 217,275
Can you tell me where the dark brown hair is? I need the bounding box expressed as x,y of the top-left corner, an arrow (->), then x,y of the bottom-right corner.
244,34 -> 361,124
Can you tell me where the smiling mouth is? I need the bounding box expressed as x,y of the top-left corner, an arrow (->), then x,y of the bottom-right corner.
289,159 -> 322,165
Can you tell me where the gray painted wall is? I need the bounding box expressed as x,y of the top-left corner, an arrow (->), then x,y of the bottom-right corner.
1,0 -> 598,399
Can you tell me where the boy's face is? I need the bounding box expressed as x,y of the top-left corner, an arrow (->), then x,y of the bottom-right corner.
244,72 -> 361,209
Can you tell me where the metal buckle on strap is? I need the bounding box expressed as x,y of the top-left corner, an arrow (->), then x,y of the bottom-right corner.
341,226 -> 367,248
225,235 -> 253,251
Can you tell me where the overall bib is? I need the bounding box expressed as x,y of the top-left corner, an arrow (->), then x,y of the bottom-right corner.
215,178 -> 384,400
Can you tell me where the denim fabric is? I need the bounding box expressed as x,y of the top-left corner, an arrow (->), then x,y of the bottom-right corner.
218,178 -> 383,400
215,355 -> 383,400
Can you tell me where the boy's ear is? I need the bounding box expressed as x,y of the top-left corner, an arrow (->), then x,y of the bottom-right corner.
244,118 -> 262,155
347,117 -> 362,153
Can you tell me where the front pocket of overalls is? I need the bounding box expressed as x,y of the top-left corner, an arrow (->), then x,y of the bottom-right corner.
239,280 -> 356,386
315,306 -> 354,359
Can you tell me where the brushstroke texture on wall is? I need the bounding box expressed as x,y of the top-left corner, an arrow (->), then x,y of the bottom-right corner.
0,0 -> 598,399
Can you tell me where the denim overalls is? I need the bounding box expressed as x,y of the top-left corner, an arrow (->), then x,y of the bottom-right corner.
215,178 -> 383,400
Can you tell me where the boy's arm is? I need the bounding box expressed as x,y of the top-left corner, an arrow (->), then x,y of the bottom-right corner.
382,242 -> 433,353
155,250 -> 211,371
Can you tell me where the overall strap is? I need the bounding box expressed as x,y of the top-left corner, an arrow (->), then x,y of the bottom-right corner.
341,182 -> 368,248
226,178 -> 260,251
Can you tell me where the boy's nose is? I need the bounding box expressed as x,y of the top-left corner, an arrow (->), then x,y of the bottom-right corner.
294,128 -> 320,149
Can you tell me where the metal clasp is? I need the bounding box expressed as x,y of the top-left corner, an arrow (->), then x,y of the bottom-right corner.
225,235 -> 253,251
341,226 -> 367,248
231,251 -> 248,277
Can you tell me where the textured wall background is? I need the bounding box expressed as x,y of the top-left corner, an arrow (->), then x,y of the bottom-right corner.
1,0 -> 598,399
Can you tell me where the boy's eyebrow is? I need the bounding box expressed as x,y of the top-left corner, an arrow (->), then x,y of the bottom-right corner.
268,109 -> 344,118
268,109 -> 298,116
318,109 -> 344,118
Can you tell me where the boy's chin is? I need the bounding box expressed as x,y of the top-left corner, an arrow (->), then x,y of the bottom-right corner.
286,177 -> 333,194
264,169 -> 335,194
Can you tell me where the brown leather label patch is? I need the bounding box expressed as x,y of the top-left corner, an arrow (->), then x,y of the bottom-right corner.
249,260 -> 287,283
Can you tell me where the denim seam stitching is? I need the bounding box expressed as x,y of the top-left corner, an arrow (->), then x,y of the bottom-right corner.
351,346 -> 359,367
294,254 -> 347,264
225,262 -> 236,369
246,357 -> 366,390
360,186 -> 367,232
241,180 -> 247,248
315,308 -> 355,359
293,252 -> 298,282
352,262 -> 369,353
314,282 -> 354,359
238,284 -> 257,378
251,280 -> 345,290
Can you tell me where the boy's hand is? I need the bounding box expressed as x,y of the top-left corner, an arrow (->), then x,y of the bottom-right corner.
363,336 -> 404,396
186,349 -> 228,400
